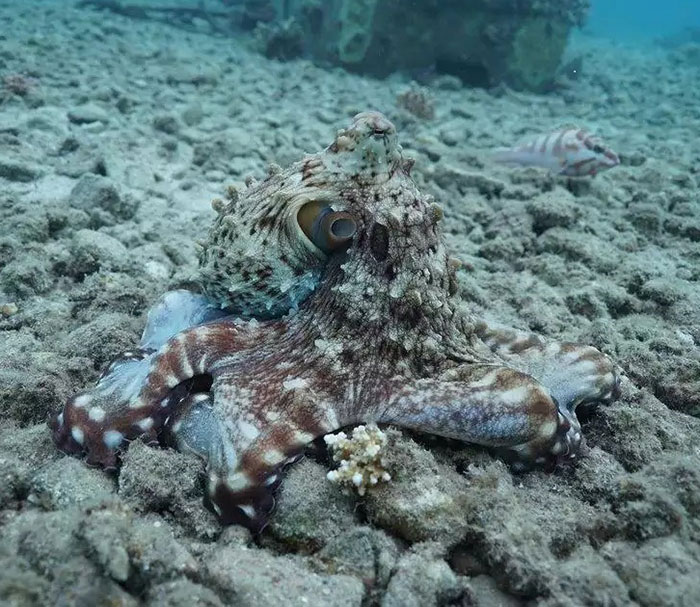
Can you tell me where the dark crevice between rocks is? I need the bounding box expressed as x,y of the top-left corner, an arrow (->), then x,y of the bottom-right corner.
435,56 -> 491,89
450,534 -> 546,602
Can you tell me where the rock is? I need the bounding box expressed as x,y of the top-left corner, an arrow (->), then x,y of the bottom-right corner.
363,430 -> 469,547
317,527 -> 399,590
58,136 -> 80,155
181,103 -> 204,126
664,215 -> 700,241
0,255 -> 52,297
0,449 -> 30,509
382,543 -> 468,607
525,191 -> 578,233
146,580 -> 224,607
54,138 -> 110,178
164,65 -> 220,86
0,423 -> 61,473
204,546 -> 365,607
266,458 -> 360,552
624,202 -> 663,235
428,164 -> 505,198
0,156 -> 42,182
601,538 -> 700,607
0,353 -> 83,424
442,460 -> 621,600
285,2 -> 586,91
5,207 -> 51,242
468,576 -> 521,607
61,312 -> 140,368
433,74 -> 462,90
537,228 -> 618,273
153,113 -> 180,135
596,281 -> 641,318
0,556 -> 50,607
69,174 -> 120,211
0,510 -> 138,607
70,270 -> 164,319
638,277 -> 684,307
66,228 -> 131,277
437,118 -> 469,146
573,447 -> 626,504
69,174 -> 139,221
67,103 -> 110,124
565,289 -> 607,320
118,440 -> 220,539
611,452 -> 700,542
78,511 -> 198,587
588,382 -> 700,470
538,545 -> 629,607
217,524 -> 254,548
28,457 -> 116,511
1,510 -> 83,576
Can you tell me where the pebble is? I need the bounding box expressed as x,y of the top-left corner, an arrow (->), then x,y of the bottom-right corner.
0,156 -> 42,181
67,103 -> 110,124
0,302 -> 18,316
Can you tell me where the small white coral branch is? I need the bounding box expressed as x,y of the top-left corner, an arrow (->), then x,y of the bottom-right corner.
324,424 -> 391,496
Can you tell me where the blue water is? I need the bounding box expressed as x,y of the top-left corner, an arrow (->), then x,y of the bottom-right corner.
588,0 -> 700,42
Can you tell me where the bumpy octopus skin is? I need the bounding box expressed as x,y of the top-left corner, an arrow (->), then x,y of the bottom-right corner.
51,112 -> 620,531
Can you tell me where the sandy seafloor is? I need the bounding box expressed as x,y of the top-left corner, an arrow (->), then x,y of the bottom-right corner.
1,1 -> 699,606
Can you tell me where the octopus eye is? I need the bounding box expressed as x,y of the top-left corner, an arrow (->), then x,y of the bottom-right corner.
592,144 -> 604,154
297,200 -> 357,254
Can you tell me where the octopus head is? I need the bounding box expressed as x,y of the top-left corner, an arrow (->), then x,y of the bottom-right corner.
313,112 -> 458,328
197,112 -> 455,325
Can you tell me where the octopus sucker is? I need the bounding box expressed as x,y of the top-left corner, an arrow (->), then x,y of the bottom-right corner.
50,112 -> 620,530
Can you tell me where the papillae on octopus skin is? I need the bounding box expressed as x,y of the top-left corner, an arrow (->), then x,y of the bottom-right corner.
50,111 -> 621,531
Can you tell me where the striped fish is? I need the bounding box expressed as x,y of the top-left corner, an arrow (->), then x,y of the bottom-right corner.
493,126 -> 620,177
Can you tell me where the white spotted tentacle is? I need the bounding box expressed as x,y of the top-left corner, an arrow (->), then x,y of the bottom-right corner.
474,320 -> 621,463
378,364 -> 566,464
50,321 -> 247,468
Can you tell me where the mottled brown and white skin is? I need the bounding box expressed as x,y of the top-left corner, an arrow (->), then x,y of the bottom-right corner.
51,112 -> 620,532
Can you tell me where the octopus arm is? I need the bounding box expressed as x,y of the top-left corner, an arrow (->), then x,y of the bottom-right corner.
50,319 -> 260,469
201,377 -> 343,532
474,320 -> 620,455
376,364 -> 573,464
140,290 -> 230,350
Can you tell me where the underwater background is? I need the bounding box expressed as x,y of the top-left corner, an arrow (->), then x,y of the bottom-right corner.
589,0 -> 700,42
1,1 -> 699,606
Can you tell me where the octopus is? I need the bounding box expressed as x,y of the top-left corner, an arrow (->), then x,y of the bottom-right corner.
51,112 -> 620,532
